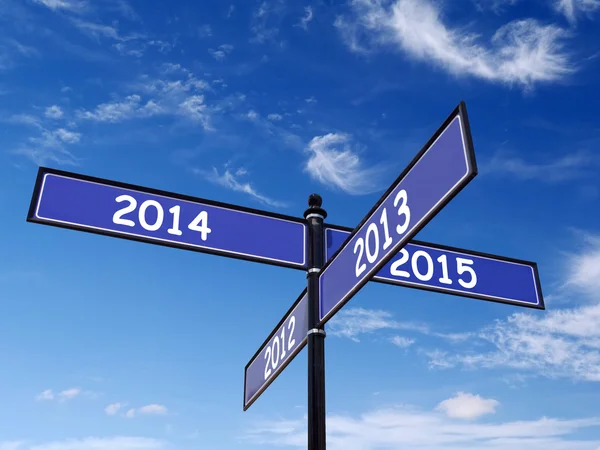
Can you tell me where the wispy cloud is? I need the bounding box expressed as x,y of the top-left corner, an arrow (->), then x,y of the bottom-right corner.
123,403 -> 169,419
105,402 -> 124,415
304,133 -> 386,195
35,387 -> 82,401
208,44 -> 234,61
485,150 -> 598,182
77,95 -> 160,122
106,0 -> 140,21
13,127 -> 81,166
328,308 -> 429,342
0,39 -> 39,71
562,232 -> 600,296
70,18 -> 122,41
138,404 -> 168,415
178,95 -> 212,130
335,0 -> 575,89
32,0 -> 88,13
296,6 -> 314,30
472,0 -> 521,14
328,306 -> 475,344
244,401 -> 600,449
426,232 -> 600,382
555,0 -> 600,24
44,105 -> 64,119
76,69 -> 213,129
0,437 -> 166,450
267,113 -> 282,121
250,0 -> 285,44
390,335 -> 416,348
195,166 -> 287,208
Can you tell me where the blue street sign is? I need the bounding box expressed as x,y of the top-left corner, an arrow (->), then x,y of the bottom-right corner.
244,290 -> 308,410
318,102 -> 478,326
27,168 -> 307,269
325,225 -> 544,309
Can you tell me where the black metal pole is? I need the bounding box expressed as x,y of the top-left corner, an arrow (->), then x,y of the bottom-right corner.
304,193 -> 327,450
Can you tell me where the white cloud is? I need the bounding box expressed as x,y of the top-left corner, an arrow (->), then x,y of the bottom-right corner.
267,113 -> 282,121
178,95 -> 212,130
563,233 -> 600,296
105,403 -> 123,415
390,335 -> 416,348
296,6 -> 314,30
305,96 -> 317,104
32,0 -> 87,13
250,0 -> 285,44
14,437 -> 166,450
77,68 -> 213,131
53,128 -> 80,144
13,126 -> 81,166
70,18 -> 121,41
133,74 -> 209,96
485,150 -> 598,182
208,44 -> 234,61
473,0 -> 521,14
197,166 -> 287,208
244,404 -> 600,449
35,387 -> 81,402
36,389 -> 54,401
44,105 -> 63,119
76,95 -> 161,122
435,392 -> 500,419
107,0 -> 139,21
138,404 -> 168,415
425,232 -> 600,382
57,388 -> 81,401
555,0 -> 600,23
304,133 -> 386,195
246,110 -> 259,120
147,40 -> 173,54
110,403 -> 167,418
114,42 -> 144,58
209,50 -> 226,60
429,302 -> 600,381
336,0 -> 574,88
9,114 -> 42,127
328,307 -> 429,342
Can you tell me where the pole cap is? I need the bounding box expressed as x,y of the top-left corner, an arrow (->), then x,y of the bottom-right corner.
304,193 -> 327,219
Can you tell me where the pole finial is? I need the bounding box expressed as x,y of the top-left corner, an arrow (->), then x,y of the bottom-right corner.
308,193 -> 322,208
304,193 -> 327,219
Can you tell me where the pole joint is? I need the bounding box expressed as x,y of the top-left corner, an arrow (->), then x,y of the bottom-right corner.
307,328 -> 326,337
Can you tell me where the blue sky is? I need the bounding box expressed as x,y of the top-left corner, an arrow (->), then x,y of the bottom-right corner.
1,0 -> 600,448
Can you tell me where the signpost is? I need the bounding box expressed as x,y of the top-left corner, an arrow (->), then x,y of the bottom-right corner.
27,168 -> 307,269
26,101 -> 546,450
318,102 -> 477,327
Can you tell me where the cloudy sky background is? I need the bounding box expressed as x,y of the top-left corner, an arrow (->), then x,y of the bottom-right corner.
1,0 -> 600,449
